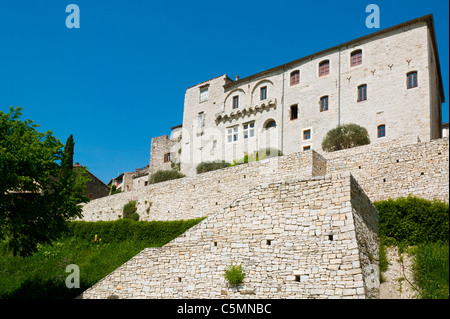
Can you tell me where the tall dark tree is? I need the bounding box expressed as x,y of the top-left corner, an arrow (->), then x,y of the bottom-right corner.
0,107 -> 89,256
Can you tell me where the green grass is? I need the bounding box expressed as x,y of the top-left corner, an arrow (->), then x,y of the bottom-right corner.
0,218 -> 204,299
412,242 -> 449,299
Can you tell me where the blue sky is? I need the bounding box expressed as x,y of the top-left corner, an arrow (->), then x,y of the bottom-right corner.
1,0 -> 448,184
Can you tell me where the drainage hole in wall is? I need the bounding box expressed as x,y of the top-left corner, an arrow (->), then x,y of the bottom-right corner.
178,277 -> 182,282
328,235 -> 334,241
294,275 -> 300,282
421,172 -> 424,175
266,240 -> 272,245
383,178 -> 386,183
214,242 -> 217,246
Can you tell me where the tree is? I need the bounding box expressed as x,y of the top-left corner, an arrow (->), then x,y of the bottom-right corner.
0,107 -> 89,256
321,123 -> 370,152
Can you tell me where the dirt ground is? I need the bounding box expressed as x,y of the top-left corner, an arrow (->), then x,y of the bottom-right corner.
379,246 -> 419,299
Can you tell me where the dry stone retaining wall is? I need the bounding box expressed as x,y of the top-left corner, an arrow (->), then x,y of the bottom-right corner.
79,172 -> 379,299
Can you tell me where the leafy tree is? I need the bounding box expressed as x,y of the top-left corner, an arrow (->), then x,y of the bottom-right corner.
322,123 -> 370,152
0,107 -> 89,256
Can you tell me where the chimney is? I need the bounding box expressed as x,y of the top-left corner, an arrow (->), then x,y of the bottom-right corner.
235,75 -> 239,81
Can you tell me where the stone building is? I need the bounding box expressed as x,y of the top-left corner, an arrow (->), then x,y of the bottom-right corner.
149,14 -> 444,176
73,163 -> 110,200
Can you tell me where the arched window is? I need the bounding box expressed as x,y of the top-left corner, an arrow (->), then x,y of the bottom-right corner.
290,70 -> 300,85
407,71 -> 418,89
351,50 -> 362,66
319,60 -> 329,77
264,120 -> 276,129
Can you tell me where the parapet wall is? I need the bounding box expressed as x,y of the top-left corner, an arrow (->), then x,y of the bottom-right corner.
80,137 -> 448,222
325,137 -> 449,203
79,172 -> 379,299
80,150 -> 327,221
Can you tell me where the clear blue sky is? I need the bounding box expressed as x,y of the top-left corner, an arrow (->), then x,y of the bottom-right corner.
1,0 -> 448,184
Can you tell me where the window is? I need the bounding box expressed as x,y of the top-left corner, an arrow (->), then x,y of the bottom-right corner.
164,152 -> 172,162
407,71 -> 418,89
358,84 -> 367,102
290,70 -> 300,86
303,129 -> 311,140
232,96 -> 239,109
320,96 -> 329,112
319,60 -> 329,77
290,105 -> 298,120
265,120 -> 276,129
303,145 -> 311,151
377,125 -> 386,138
227,125 -> 238,143
200,86 -> 209,102
351,50 -> 362,66
243,122 -> 255,139
260,86 -> 267,100
198,112 -> 205,127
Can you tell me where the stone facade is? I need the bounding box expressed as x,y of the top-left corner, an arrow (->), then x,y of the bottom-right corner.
169,14 -> 444,176
79,172 -> 379,299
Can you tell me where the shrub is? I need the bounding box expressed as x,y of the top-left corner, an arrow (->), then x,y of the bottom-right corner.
322,123 -> 370,152
123,200 -> 139,221
66,217 -> 205,246
196,161 -> 231,174
232,148 -> 283,165
148,170 -> 186,184
224,264 -> 245,286
374,196 -> 449,247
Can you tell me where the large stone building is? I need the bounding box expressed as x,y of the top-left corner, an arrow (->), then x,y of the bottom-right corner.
147,14 -> 444,178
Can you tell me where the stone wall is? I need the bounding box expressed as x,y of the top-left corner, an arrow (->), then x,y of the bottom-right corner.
79,172 -> 379,299
79,150 -> 327,222
80,137 -> 448,222
324,136 -> 449,203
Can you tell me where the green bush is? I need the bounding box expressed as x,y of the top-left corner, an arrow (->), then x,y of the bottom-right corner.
224,264 -> 245,286
148,170 -> 186,184
66,218 -> 205,246
232,148 -> 283,165
374,196 -> 449,247
196,161 -> 231,174
122,200 -> 139,221
322,123 -> 370,152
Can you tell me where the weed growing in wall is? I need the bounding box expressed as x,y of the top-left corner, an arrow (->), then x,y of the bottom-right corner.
224,264 -> 245,287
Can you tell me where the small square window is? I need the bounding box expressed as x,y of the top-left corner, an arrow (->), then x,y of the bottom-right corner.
303,145 -> 311,151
